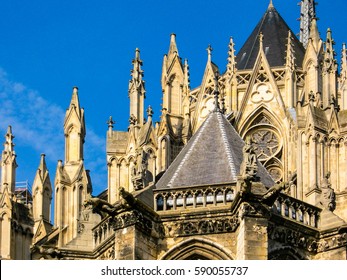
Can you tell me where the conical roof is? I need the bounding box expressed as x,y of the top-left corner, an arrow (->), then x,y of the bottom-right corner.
236,4 -> 305,70
155,110 -> 274,189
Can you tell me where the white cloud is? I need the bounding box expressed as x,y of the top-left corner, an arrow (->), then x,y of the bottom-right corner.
0,68 -> 106,194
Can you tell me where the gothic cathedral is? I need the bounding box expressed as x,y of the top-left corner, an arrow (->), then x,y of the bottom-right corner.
1,1 -> 347,260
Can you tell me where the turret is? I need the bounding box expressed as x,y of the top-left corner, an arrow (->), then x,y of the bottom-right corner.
54,87 -> 91,246
339,43 -> 347,110
161,34 -> 185,115
1,126 -> 17,193
322,28 -> 338,107
64,86 -> 85,163
32,154 -> 52,224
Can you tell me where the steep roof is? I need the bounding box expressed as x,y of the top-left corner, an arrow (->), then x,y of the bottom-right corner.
236,4 -> 305,70
156,110 -> 274,189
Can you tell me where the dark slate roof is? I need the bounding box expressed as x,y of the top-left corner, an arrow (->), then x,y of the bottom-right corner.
155,110 -> 274,189
235,5 -> 305,70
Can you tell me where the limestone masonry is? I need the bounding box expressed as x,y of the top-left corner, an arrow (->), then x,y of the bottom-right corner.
1,1 -> 347,260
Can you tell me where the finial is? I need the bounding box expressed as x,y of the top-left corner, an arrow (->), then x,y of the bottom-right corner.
107,116 -> 115,131
268,0 -> 274,8
73,86 -> 78,94
135,48 -> 140,59
146,106 -> 153,117
207,45 -> 213,62
129,114 -> 137,125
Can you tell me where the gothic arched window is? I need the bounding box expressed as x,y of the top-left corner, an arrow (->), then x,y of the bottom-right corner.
244,114 -> 283,183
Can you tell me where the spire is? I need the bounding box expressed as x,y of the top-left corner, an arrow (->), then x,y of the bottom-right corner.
268,0 -> 274,8
4,125 -> 14,153
1,126 -> 17,193
183,59 -> 190,94
308,17 -> 320,51
168,33 -> 179,59
226,37 -> 237,78
70,86 -> 80,112
300,0 -> 317,48
340,43 -> 347,110
32,153 -> 52,225
323,28 -> 337,72
38,153 -> 48,174
130,48 -> 144,87
285,31 -> 295,71
64,86 -> 86,163
236,5 -> 305,69
129,48 -> 145,126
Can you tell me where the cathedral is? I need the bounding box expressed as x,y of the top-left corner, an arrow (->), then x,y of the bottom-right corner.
1,0 -> 347,260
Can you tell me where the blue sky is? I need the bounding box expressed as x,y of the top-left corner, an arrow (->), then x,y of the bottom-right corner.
0,0 -> 346,196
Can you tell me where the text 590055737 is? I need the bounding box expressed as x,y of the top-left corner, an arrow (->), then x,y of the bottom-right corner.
194,266 -> 248,276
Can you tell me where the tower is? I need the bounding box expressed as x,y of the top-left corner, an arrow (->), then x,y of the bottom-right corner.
54,87 -> 92,246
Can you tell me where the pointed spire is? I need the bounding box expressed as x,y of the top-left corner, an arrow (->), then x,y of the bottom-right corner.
323,28 -> 337,72
130,48 -> 144,86
300,0 -> 317,48
38,153 -> 48,174
1,126 -> 17,193
285,31 -> 295,71
268,0 -> 274,8
70,86 -> 80,109
4,125 -> 14,152
129,48 -> 145,126
183,59 -> 190,93
340,43 -> 347,110
309,17 -> 320,50
341,43 -> 347,78
226,37 -> 237,77
168,33 -> 179,57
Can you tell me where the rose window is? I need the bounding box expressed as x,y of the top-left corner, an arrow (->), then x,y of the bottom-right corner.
251,129 -> 280,160
244,119 -> 283,182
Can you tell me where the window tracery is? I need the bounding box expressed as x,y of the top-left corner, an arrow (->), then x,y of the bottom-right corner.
244,114 -> 283,183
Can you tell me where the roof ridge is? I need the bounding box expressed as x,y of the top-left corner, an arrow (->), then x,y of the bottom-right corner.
216,113 -> 237,178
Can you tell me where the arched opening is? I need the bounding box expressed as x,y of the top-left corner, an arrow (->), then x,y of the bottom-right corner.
269,247 -> 307,260
161,238 -> 233,260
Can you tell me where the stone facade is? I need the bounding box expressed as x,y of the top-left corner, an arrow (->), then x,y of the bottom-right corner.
1,1 -> 347,260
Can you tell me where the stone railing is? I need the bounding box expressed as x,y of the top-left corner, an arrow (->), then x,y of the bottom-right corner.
272,193 -> 322,228
92,216 -> 114,247
153,184 -> 236,211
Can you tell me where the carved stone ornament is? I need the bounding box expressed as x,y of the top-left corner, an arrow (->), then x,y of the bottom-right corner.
175,216 -> 239,236
240,136 -> 258,180
83,195 -> 117,218
239,202 -> 258,220
131,149 -> 148,190
320,172 -> 336,211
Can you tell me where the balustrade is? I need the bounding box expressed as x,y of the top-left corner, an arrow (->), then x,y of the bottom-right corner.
92,216 -> 114,247
154,184 -> 235,211
272,193 -> 321,228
